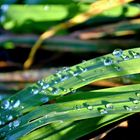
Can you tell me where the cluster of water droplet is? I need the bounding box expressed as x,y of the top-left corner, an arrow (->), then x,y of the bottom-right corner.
31,65 -> 88,96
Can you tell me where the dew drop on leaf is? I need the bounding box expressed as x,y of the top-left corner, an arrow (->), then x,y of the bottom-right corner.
42,83 -> 50,90
105,103 -> 113,110
103,57 -> 113,66
128,50 -> 140,58
37,80 -> 44,86
122,55 -> 130,60
7,115 -> 13,121
1,100 -> 10,109
124,105 -> 132,111
13,100 -> 20,108
136,92 -> 140,97
87,105 -> 93,110
132,99 -> 139,104
99,108 -> 108,114
31,88 -> 39,95
113,49 -> 123,57
13,120 -> 20,128
40,97 -> 49,103
52,88 -> 59,94
114,66 -> 121,71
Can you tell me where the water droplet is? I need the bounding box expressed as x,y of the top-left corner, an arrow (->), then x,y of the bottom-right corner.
133,53 -> 140,58
113,49 -> 123,57
52,88 -> 59,94
13,120 -> 20,128
40,97 -> 49,103
136,92 -> 140,97
8,122 -> 12,128
7,115 -> 13,121
122,55 -> 130,60
129,97 -> 139,104
37,80 -> 44,86
70,88 -> 76,94
132,99 -> 139,104
114,66 -> 121,71
99,108 -> 108,114
62,67 -> 69,71
124,105 -> 132,111
103,57 -> 113,66
128,50 -> 140,58
87,105 -> 93,110
21,106 -> 24,109
77,66 -> 87,72
74,105 -> 82,110
105,103 -> 113,110
31,88 -> 39,95
1,100 -> 10,109
42,83 -> 50,90
13,100 -> 20,108
0,120 -> 2,126
60,75 -> 69,81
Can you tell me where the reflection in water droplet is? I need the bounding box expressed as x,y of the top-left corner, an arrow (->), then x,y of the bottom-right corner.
105,103 -> 113,110
124,105 -> 132,111
13,100 -> 20,108
103,57 -> 113,66
113,49 -> 123,57
1,100 -> 10,109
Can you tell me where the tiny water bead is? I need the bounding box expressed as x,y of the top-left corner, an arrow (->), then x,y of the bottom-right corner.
51,88 -> 59,94
124,105 -> 132,111
136,92 -> 140,97
113,49 -> 123,57
31,88 -> 39,95
76,66 -> 87,73
13,120 -> 20,128
128,50 -> 140,58
87,105 -> 93,110
13,100 -> 20,108
42,83 -> 50,90
37,80 -> 44,86
122,55 -> 130,60
98,108 -> 108,115
40,97 -> 49,103
103,57 -> 113,66
114,66 -> 121,71
1,100 -> 10,109
105,103 -> 113,110
7,115 -> 13,121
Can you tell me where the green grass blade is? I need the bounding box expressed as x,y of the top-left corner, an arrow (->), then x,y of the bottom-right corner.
1,84 -> 140,139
